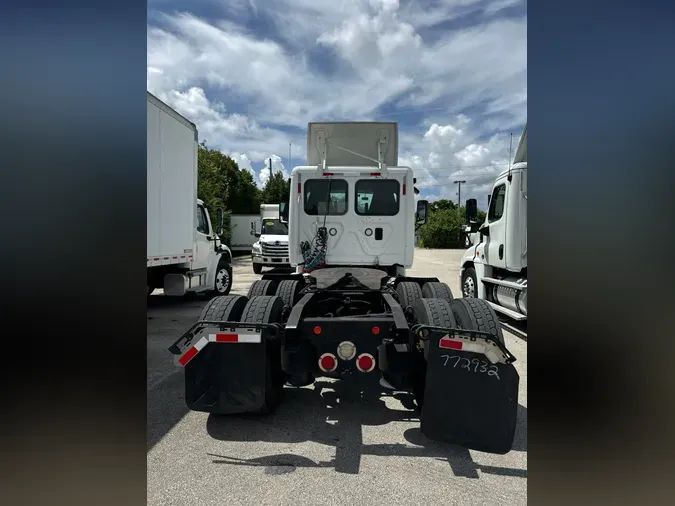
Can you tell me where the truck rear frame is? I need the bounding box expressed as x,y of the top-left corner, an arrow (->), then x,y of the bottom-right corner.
169,269 -> 520,455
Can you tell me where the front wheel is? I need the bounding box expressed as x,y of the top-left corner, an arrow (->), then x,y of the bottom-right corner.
211,260 -> 232,296
461,266 -> 478,299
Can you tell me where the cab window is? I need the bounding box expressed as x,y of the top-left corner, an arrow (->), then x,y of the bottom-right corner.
197,205 -> 209,234
304,179 -> 348,215
488,184 -> 506,222
355,179 -> 400,216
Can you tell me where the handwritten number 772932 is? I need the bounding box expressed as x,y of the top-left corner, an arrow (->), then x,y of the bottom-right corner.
441,355 -> 500,380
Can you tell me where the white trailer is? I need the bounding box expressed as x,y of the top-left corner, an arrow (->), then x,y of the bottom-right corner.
147,92 -> 233,297
460,123 -> 527,335
229,214 -> 258,253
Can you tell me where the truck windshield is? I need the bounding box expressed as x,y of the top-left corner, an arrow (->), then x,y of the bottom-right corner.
261,219 -> 288,235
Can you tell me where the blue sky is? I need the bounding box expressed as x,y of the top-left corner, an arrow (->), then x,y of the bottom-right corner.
147,0 -> 526,208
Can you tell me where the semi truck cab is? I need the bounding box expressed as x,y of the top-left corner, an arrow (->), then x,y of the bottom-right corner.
460,123 -> 527,326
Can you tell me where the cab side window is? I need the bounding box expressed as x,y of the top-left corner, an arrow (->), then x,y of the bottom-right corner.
488,184 -> 506,222
197,205 -> 209,234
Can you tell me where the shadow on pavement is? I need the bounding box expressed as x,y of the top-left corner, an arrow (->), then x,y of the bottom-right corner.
206,378 -> 527,477
147,371 -> 190,451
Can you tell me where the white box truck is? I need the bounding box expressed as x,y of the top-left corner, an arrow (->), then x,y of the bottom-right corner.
460,123 -> 527,336
251,203 -> 290,274
147,92 -> 233,297
229,213 -> 259,253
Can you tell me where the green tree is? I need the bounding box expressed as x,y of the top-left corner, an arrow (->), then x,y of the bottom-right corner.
261,172 -> 291,204
429,199 -> 457,213
419,208 -> 465,248
197,141 -> 262,244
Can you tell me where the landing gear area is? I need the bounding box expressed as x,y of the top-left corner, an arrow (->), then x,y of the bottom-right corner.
169,269 -> 520,455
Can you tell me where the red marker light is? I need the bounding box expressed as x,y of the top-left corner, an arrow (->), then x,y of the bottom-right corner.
313,326 -> 322,335
371,326 -> 380,335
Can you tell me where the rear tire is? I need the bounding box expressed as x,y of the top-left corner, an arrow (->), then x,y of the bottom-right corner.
248,279 -> 278,298
449,298 -> 504,345
253,263 -> 263,274
200,294 -> 248,322
421,282 -> 454,304
240,296 -> 286,414
411,298 -> 457,408
275,279 -> 302,308
396,282 -> 423,310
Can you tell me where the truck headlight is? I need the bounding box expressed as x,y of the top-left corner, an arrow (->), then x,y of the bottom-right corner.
252,243 -> 262,254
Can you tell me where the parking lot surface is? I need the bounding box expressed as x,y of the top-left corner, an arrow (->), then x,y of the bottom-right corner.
147,248 -> 527,506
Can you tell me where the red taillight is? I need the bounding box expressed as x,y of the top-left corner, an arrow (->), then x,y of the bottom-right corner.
356,353 -> 375,373
371,326 -> 380,335
297,183 -> 301,194
402,183 -> 406,195
319,353 -> 337,372
313,326 -> 322,335
370,172 -> 381,176
324,172 -> 334,176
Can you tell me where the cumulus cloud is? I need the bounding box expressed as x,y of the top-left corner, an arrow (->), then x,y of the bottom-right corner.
258,154 -> 290,188
147,0 -> 526,207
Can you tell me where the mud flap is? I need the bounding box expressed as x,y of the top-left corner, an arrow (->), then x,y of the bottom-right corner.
184,341 -> 269,414
419,330 -> 519,454
170,322 -> 278,415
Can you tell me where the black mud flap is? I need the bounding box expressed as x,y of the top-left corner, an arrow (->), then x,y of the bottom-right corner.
418,327 -> 519,454
169,321 -> 279,415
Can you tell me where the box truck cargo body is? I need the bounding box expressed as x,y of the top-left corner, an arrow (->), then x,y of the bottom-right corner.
146,92 -> 233,297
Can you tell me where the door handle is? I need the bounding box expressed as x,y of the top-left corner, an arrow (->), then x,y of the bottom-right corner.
499,244 -> 504,259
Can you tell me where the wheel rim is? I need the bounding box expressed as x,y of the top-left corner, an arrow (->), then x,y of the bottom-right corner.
215,268 -> 230,293
463,276 -> 475,298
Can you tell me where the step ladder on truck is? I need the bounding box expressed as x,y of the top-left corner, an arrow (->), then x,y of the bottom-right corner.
169,121 -> 520,454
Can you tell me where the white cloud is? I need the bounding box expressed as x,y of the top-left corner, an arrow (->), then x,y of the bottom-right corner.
147,0 -> 526,207
258,154 -> 290,187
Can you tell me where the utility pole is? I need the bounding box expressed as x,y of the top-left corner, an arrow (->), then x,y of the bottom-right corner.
268,157 -> 273,177
454,180 -> 466,209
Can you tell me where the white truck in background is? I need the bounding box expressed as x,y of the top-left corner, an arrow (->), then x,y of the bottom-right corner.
147,91 -> 233,297
460,123 -> 527,336
229,213 -> 259,253
251,203 -> 290,274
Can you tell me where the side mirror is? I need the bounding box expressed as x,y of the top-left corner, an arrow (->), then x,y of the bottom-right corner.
280,200 -> 289,223
416,200 -> 428,225
216,208 -> 224,236
465,198 -> 478,223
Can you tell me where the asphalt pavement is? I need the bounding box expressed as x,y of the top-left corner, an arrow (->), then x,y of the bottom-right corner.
147,249 -> 527,506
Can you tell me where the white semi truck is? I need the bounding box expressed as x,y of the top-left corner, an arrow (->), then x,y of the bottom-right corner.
251,203 -> 290,274
147,92 -> 233,297
460,123 -> 527,335
170,121 -> 520,456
